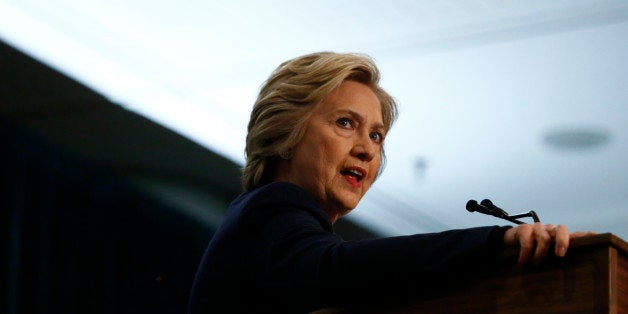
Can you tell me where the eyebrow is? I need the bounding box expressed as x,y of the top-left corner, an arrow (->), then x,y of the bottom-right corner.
334,109 -> 386,132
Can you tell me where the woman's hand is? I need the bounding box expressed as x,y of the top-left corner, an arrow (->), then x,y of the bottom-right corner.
503,223 -> 596,265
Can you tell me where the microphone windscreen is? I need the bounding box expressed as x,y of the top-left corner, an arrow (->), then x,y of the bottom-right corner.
480,199 -> 495,208
466,200 -> 479,212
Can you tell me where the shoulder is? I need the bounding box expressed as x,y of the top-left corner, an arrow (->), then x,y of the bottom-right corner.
233,181 -> 316,209
230,181 -> 332,231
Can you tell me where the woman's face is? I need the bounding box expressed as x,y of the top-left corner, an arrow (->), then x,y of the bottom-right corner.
275,81 -> 385,223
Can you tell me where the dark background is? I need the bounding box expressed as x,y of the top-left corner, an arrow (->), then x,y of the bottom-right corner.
1,40 -> 375,314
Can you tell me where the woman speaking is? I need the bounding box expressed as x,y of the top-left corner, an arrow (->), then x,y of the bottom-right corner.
188,52 -> 590,313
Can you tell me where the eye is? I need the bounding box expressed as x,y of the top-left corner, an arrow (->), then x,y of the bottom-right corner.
370,131 -> 384,143
336,117 -> 353,129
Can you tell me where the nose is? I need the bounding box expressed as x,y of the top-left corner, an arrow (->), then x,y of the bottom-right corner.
351,132 -> 376,162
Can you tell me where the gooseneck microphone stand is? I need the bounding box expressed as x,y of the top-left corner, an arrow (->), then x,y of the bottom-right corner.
466,199 -> 540,225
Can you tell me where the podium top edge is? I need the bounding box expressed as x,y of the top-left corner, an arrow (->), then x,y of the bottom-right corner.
571,233 -> 628,254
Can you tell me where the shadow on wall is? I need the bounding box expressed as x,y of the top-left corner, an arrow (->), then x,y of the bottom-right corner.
1,120 -> 214,314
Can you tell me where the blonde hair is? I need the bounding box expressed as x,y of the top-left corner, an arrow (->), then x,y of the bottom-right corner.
242,52 -> 397,190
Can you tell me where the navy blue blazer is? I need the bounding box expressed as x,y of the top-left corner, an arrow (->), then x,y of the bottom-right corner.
188,182 -> 508,313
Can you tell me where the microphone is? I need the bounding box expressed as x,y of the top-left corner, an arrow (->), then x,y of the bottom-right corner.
466,200 -> 496,216
465,199 -> 541,224
480,199 -> 509,217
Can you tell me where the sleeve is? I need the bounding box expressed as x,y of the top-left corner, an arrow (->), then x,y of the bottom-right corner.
249,204 -> 509,307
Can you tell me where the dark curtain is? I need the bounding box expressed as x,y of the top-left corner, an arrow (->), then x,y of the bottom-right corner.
1,120 -> 213,314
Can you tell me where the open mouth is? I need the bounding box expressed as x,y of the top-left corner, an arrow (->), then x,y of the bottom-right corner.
340,167 -> 365,187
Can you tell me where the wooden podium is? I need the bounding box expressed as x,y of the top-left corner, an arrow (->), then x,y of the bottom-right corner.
323,233 -> 627,313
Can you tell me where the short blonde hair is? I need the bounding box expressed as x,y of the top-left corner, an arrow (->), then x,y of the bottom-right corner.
242,52 -> 397,190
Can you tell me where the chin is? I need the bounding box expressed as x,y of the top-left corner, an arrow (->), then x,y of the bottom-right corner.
327,199 -> 353,216
338,200 -> 359,214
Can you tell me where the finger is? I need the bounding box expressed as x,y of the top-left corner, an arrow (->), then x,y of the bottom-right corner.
570,231 -> 597,238
533,223 -> 552,265
553,224 -> 569,257
516,225 -> 534,266
545,224 -> 556,234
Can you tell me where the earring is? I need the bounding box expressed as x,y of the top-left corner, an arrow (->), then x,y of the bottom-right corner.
280,148 -> 293,160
